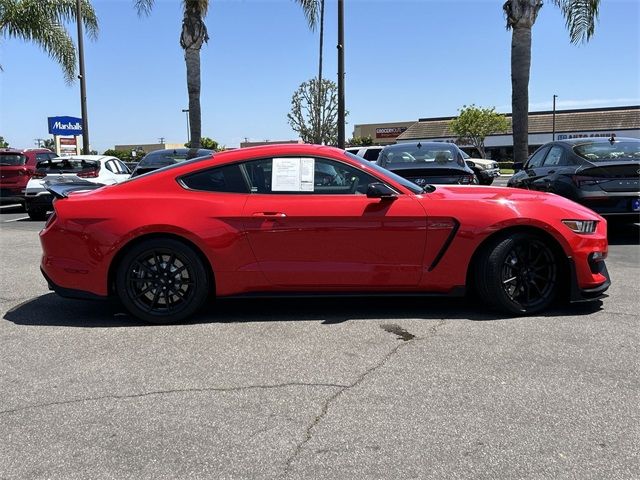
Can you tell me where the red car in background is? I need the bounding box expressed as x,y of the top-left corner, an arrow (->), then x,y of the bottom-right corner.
40,144 -> 610,324
0,148 -> 57,204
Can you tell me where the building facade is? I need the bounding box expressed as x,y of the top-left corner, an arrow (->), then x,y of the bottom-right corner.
353,106 -> 640,159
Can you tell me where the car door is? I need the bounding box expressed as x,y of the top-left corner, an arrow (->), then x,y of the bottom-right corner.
529,145 -> 566,191
241,156 -> 427,288
511,146 -> 550,189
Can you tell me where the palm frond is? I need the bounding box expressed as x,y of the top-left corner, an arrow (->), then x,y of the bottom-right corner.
134,0 -> 155,16
552,0 -> 600,44
294,0 -> 320,30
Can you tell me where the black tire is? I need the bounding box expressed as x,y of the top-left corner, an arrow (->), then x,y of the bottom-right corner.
116,238 -> 210,324
480,178 -> 494,186
474,232 -> 559,315
27,208 -> 47,221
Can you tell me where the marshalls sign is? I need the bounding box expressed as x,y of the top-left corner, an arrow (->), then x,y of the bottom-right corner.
48,116 -> 83,136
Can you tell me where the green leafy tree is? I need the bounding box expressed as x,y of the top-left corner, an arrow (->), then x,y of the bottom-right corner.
185,136 -> 225,151
347,136 -> 373,147
42,138 -> 55,150
102,149 -> 140,162
449,105 -> 509,159
0,0 -> 98,83
0,136 -> 9,148
504,0 -> 600,163
135,0 -> 319,150
288,78 -> 343,145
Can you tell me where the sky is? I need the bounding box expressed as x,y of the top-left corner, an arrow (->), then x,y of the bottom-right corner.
1,0 -> 639,153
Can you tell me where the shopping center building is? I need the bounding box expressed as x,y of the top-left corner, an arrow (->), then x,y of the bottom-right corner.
352,105 -> 640,160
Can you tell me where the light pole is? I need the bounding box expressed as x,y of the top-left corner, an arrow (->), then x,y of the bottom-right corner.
76,0 -> 90,154
337,0 -> 345,148
552,94 -> 558,141
182,109 -> 190,145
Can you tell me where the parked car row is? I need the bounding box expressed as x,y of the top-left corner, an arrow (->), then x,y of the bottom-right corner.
346,137 -> 639,222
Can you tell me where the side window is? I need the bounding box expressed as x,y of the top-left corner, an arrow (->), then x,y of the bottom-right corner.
105,160 -> 116,173
542,146 -> 566,167
181,164 -> 248,193
526,147 -> 550,169
115,159 -> 130,174
243,157 -> 380,195
363,148 -> 381,162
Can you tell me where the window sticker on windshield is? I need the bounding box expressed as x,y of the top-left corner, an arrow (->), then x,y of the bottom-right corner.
272,157 -> 315,191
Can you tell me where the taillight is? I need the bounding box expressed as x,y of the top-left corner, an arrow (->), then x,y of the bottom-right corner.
32,171 -> 46,179
77,167 -> 99,178
573,175 -> 605,186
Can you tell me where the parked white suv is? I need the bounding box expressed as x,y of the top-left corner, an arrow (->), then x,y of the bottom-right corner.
345,146 -> 383,162
24,155 -> 131,220
461,152 -> 500,185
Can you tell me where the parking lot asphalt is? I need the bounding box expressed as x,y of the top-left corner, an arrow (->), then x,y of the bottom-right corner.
0,192 -> 638,479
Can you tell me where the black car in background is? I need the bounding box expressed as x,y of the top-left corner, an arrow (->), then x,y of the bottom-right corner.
130,148 -> 214,177
376,142 -> 477,187
508,137 -> 640,220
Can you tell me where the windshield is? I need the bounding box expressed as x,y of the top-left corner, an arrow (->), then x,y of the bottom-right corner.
139,149 -> 213,167
123,154 -> 213,182
344,152 -> 423,194
378,143 -> 465,168
36,158 -> 99,173
573,141 -> 640,162
0,153 -> 26,166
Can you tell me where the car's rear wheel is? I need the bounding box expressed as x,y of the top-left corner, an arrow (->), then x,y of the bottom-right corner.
27,207 -> 47,221
480,178 -> 494,186
116,238 -> 210,324
475,232 -> 559,315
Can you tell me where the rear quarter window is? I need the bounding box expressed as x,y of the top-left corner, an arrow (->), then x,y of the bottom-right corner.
0,153 -> 26,166
180,164 -> 248,193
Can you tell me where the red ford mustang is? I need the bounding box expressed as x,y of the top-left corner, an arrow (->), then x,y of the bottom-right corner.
40,144 -> 610,323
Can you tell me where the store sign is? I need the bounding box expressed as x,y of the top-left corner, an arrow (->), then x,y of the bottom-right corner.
376,127 -> 407,139
557,132 -> 617,140
59,137 -> 78,156
48,116 -> 83,135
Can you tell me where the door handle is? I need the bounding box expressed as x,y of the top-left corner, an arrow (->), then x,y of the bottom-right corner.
252,212 -> 287,218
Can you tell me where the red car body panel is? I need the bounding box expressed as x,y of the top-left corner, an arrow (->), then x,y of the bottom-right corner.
40,144 -> 609,300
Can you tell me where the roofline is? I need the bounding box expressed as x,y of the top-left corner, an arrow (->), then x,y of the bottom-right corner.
417,104 -> 640,123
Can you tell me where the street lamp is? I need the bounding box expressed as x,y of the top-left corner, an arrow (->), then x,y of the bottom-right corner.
552,94 -> 558,141
182,109 -> 190,145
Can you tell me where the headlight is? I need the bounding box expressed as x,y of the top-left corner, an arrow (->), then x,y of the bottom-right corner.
562,220 -> 598,234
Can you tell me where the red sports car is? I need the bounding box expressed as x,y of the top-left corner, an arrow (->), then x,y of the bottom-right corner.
40,144 -> 610,323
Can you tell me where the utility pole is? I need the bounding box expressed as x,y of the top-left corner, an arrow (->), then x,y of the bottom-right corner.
337,0 -> 345,148
552,94 -> 558,141
76,0 -> 90,154
316,0 -> 325,145
34,138 -> 44,147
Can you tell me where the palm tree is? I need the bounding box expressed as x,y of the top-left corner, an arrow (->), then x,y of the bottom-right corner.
0,0 -> 98,83
135,0 -> 319,150
504,0 -> 599,164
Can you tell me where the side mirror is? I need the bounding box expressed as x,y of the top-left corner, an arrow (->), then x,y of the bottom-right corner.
513,161 -> 524,172
366,182 -> 397,200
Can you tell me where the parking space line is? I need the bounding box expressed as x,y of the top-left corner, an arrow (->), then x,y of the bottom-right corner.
0,204 -> 22,209
3,216 -> 30,223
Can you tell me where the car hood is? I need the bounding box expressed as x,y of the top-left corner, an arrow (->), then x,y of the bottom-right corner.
423,184 -> 602,220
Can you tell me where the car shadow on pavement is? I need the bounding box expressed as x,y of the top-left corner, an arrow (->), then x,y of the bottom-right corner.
607,222 -> 640,246
3,292 -> 603,328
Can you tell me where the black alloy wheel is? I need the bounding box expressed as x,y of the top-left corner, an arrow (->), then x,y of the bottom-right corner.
475,232 -> 560,315
116,238 -> 209,323
27,208 -> 47,221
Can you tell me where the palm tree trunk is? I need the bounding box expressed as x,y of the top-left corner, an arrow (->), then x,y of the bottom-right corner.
510,25 -> 532,164
316,0 -> 325,144
185,47 -> 202,149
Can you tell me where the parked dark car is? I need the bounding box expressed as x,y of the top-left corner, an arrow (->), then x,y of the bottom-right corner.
0,148 -> 57,204
376,142 -> 477,187
130,148 -> 214,177
508,137 -> 640,220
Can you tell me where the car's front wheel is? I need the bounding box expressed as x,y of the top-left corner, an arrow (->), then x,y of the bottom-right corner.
479,177 -> 494,186
475,232 -> 560,315
27,207 -> 47,221
116,238 -> 210,324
